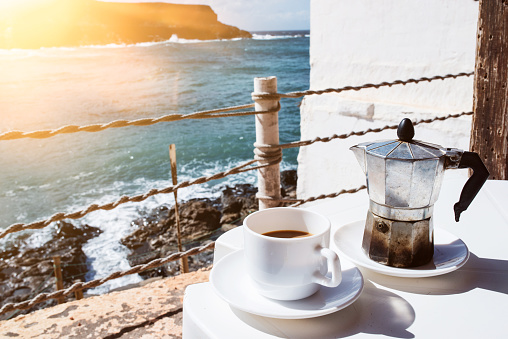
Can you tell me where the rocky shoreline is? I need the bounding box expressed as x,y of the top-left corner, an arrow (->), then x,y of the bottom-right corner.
0,222 -> 101,319
121,170 -> 297,279
0,170 -> 296,319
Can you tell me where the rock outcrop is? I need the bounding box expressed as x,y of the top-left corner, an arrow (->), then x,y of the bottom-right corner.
121,170 -> 297,279
220,183 -> 259,225
0,0 -> 252,49
121,198 -> 222,279
0,170 -> 297,318
0,221 -> 101,319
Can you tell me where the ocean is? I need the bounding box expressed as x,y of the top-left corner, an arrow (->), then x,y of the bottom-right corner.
0,30 -> 310,292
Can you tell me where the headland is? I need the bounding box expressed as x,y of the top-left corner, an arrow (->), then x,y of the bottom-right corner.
0,0 -> 252,49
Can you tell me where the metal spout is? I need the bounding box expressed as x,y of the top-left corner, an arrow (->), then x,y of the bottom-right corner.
350,145 -> 367,174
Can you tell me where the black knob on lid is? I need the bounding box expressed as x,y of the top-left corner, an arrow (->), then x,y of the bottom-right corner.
397,118 -> 415,142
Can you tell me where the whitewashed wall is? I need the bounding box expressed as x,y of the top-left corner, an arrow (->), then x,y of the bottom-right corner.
297,0 -> 479,201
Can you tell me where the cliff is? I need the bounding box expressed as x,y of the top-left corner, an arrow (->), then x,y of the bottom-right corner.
0,0 -> 252,49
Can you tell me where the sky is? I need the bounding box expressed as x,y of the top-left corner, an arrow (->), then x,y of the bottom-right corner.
105,0 -> 310,32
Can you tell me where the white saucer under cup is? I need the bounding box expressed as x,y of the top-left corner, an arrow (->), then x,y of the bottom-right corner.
243,207 -> 342,301
333,220 -> 470,278
209,250 -> 364,319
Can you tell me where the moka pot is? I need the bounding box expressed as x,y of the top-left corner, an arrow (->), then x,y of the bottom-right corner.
350,118 -> 489,268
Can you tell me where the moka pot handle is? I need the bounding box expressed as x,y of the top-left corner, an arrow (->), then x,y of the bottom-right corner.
453,151 -> 489,222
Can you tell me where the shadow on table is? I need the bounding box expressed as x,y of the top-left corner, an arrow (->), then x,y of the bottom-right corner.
363,252 -> 508,296
231,280 -> 415,339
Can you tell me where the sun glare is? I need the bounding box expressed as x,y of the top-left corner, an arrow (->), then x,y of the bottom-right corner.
0,0 -> 48,10
0,0 -> 93,49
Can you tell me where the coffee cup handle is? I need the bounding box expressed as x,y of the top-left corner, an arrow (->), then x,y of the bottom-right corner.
312,247 -> 342,288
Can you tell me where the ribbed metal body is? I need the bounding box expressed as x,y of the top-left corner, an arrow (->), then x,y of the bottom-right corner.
350,129 -> 463,268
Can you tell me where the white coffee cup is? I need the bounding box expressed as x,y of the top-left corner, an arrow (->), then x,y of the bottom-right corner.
243,207 -> 342,301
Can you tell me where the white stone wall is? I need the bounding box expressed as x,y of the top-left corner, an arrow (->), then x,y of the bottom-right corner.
298,0 -> 479,201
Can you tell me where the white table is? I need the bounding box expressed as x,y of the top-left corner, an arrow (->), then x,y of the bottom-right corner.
183,174 -> 508,338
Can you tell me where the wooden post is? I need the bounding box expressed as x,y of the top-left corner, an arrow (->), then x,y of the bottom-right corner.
52,256 -> 65,304
253,77 -> 281,210
471,0 -> 508,179
74,280 -> 83,300
169,144 -> 189,273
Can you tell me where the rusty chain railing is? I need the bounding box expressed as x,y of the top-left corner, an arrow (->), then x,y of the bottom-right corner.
0,242 -> 215,315
0,72 -> 472,141
252,72 -> 474,100
277,111 -> 474,151
0,109 -> 473,241
0,159 -> 269,240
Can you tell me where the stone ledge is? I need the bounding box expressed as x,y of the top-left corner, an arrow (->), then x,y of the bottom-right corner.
0,268 -> 211,339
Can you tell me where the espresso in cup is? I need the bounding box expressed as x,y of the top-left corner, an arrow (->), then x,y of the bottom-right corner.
262,230 -> 313,238
243,207 -> 342,301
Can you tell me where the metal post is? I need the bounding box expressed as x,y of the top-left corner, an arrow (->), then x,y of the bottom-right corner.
52,256 -> 65,304
253,76 -> 281,210
169,144 -> 189,273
